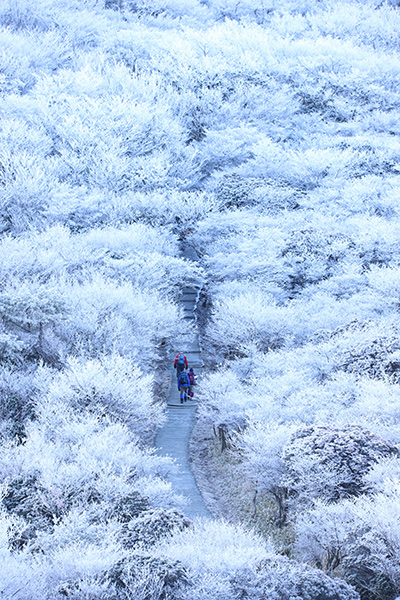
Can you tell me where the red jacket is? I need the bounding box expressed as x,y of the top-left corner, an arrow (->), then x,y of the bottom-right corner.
174,353 -> 188,368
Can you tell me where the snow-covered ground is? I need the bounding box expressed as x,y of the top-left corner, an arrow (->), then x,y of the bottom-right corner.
1,0 -> 400,598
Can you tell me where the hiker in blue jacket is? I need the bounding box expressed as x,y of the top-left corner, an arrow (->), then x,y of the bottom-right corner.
177,370 -> 190,403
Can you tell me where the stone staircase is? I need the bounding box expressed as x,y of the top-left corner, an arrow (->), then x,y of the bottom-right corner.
154,245 -> 210,518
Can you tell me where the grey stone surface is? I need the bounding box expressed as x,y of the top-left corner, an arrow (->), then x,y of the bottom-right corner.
154,243 -> 210,519
155,382 -> 210,518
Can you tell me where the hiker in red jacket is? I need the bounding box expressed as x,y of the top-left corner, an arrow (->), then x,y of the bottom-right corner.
174,352 -> 188,378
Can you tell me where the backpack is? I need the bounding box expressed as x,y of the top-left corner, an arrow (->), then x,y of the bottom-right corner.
178,372 -> 189,388
188,371 -> 195,385
177,353 -> 185,365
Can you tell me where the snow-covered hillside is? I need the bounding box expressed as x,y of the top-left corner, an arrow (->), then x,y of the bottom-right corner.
1,0 -> 400,598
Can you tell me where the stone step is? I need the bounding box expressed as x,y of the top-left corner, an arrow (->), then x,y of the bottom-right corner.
181,296 -> 199,303
181,297 -> 197,305
181,290 -> 198,297
167,401 -> 198,407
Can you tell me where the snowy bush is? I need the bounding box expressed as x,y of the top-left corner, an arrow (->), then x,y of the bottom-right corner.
230,557 -> 360,600
35,354 -> 164,438
153,519 -> 358,600
282,424 -> 398,506
121,507 -> 192,549
280,228 -> 356,294
154,519 -> 272,573
0,367 -> 36,439
240,422 -> 295,525
295,486 -> 400,600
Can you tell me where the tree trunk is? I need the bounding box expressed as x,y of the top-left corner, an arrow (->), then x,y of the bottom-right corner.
218,424 -> 228,452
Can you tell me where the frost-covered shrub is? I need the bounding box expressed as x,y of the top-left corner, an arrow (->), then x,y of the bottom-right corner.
0,405 -> 181,597
36,354 -> 164,438
281,228 -> 356,294
0,507 -> 49,598
0,330 -> 27,367
0,405 -> 177,528
295,485 -> 400,600
107,555 -> 190,600
55,577 -> 114,600
214,408 -> 400,526
0,149 -> 61,235
60,278 -> 178,363
154,519 -> 272,573
0,224 -> 185,372
0,367 -> 36,440
122,507 -> 192,549
107,492 -> 151,524
282,424 -> 398,506
203,289 -> 366,361
324,319 -> 400,382
152,519 -> 358,600
197,369 -> 259,438
215,174 -> 264,209
0,0 -> 56,32
0,29 -> 72,97
0,274 -> 178,367
231,557 -> 360,600
0,223 -> 193,299
0,278 -> 67,365
204,292 -> 293,361
295,499 -> 356,575
2,473 -> 92,543
239,422 -> 295,525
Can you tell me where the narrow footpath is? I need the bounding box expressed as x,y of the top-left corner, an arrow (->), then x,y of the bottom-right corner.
155,243 -> 210,519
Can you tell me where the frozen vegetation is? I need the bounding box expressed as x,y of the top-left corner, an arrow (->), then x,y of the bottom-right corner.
0,0 -> 400,598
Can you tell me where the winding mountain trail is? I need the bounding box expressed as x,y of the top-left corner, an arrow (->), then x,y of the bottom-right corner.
155,243 -> 211,519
